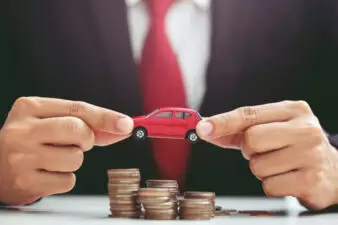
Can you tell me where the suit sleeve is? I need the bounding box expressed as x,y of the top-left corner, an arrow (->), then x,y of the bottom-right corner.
0,12 -> 18,128
327,3 -> 338,150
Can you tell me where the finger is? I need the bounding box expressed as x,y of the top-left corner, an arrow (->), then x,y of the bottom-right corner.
262,170 -> 304,197
36,145 -> 84,173
249,146 -> 310,180
198,121 -> 294,151
203,133 -> 244,150
242,122 -> 292,157
196,101 -> 312,139
26,170 -> 76,197
94,130 -> 131,146
243,118 -> 323,158
33,116 -> 95,151
12,97 -> 133,134
37,171 -> 76,196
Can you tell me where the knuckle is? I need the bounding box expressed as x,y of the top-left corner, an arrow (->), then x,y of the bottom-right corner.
292,100 -> 312,114
1,124 -> 27,146
12,97 -> 40,113
296,118 -> 323,142
310,147 -> 326,164
64,117 -> 86,134
7,152 -> 24,167
14,174 -> 33,191
63,117 -> 94,150
1,127 -> 16,147
238,106 -> 259,125
308,126 -> 324,143
303,170 -> 323,190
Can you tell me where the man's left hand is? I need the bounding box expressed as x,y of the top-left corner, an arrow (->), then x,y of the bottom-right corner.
196,100 -> 338,210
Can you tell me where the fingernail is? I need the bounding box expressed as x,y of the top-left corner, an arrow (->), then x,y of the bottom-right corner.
116,117 -> 134,133
197,120 -> 213,137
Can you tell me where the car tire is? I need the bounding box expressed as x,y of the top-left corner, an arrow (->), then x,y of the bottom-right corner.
133,127 -> 147,141
186,130 -> 200,144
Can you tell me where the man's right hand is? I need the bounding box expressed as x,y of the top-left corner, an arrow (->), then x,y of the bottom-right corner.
0,97 -> 134,205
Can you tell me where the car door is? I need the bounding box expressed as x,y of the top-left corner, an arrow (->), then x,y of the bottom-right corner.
172,111 -> 189,137
148,111 -> 173,137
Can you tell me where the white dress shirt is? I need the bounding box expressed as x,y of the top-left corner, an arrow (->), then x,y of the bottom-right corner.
125,0 -> 211,110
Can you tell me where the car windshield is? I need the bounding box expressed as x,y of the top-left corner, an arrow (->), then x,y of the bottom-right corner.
196,111 -> 203,119
146,109 -> 159,117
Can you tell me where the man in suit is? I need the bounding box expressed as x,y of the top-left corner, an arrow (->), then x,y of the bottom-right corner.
1,0 -> 338,210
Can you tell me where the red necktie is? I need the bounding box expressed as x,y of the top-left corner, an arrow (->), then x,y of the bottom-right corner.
138,0 -> 190,188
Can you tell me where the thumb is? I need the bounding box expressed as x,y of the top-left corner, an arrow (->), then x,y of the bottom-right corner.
196,118 -> 244,149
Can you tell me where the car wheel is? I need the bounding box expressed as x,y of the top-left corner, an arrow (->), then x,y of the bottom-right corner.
133,127 -> 147,141
186,130 -> 200,144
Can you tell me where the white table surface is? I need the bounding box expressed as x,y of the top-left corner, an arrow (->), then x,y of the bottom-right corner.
0,195 -> 337,225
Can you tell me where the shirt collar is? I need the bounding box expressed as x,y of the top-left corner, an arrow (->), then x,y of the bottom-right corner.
125,0 -> 211,11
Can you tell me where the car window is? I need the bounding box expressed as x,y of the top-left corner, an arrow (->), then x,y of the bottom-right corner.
154,111 -> 172,118
184,112 -> 192,119
175,111 -> 184,119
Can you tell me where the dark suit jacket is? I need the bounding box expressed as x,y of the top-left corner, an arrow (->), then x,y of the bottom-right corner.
1,0 -> 338,196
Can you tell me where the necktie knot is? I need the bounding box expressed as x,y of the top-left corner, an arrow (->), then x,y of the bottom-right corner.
145,0 -> 174,19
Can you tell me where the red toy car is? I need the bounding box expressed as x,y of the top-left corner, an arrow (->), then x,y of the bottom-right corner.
132,107 -> 202,144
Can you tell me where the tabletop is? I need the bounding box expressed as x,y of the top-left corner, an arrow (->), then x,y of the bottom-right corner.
1,195 -> 338,225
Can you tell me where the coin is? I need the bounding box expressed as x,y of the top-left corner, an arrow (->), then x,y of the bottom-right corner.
142,201 -> 177,210
109,210 -> 142,218
138,188 -> 172,197
138,196 -> 174,204
107,168 -> 140,178
184,191 -> 215,199
108,178 -> 140,184
146,180 -> 178,188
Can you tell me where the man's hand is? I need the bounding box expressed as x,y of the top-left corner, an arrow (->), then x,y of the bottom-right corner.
0,97 -> 134,205
196,100 -> 338,210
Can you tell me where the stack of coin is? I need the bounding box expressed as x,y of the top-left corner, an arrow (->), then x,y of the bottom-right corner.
184,191 -> 216,217
107,168 -> 142,218
179,198 -> 213,220
146,180 -> 179,213
138,188 -> 178,220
